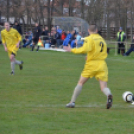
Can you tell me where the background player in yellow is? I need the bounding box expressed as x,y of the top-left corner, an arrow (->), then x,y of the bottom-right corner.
1,22 -> 23,75
64,25 -> 113,109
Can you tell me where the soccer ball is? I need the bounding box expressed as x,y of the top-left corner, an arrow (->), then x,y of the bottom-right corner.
122,91 -> 133,103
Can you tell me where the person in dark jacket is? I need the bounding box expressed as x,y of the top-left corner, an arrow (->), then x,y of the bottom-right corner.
23,32 -> 29,45
42,26 -> 49,47
68,30 -> 76,47
98,28 -> 102,36
124,35 -> 134,56
49,32 -> 56,47
31,22 -> 42,51
13,21 -> 23,35
53,30 -> 62,48
13,21 -> 23,49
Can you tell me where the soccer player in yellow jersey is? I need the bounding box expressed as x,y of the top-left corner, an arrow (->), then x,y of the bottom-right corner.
64,25 -> 113,109
1,22 -> 23,75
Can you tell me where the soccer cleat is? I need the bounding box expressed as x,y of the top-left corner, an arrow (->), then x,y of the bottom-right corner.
66,102 -> 75,108
107,95 -> 113,109
19,61 -> 23,70
10,71 -> 14,75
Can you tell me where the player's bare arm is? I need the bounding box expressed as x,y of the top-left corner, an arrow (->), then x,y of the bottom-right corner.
16,41 -> 20,48
3,43 -> 7,52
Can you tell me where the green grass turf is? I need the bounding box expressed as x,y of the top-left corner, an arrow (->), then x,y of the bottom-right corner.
0,45 -> 134,134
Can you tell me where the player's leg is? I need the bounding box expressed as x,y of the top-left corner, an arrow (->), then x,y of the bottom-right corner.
124,46 -> 133,56
13,48 -> 23,70
121,43 -> 125,55
36,46 -> 40,52
31,42 -> 35,51
10,53 -> 15,75
10,53 -> 23,74
66,76 -> 89,108
118,43 -> 121,54
99,80 -> 113,109
31,38 -> 37,51
96,61 -> 113,109
36,38 -> 40,51
14,59 -> 23,70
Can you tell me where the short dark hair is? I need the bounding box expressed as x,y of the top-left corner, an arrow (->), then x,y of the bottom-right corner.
15,20 -> 18,23
4,21 -> 10,25
89,25 -> 98,32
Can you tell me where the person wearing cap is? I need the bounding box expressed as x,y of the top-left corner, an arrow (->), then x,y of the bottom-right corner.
117,27 -> 126,55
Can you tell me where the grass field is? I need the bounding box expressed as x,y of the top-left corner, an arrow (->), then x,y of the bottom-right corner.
1,45 -> 134,134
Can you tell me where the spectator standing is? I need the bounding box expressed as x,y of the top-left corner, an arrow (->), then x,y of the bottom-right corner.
117,27 -> 126,55
31,22 -> 42,52
98,29 -> 102,36
13,20 -> 23,35
13,20 -> 23,49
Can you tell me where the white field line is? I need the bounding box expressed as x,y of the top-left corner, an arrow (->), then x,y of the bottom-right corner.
0,103 -> 134,108
1,49 -> 134,64
1,48 -> 134,60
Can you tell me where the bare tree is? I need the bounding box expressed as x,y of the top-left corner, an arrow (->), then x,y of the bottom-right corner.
1,0 -> 134,39
47,0 -> 55,31
129,0 -> 134,40
81,0 -> 85,19
7,0 -> 9,21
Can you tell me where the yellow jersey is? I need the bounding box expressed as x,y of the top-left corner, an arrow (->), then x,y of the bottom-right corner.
1,28 -> 22,52
71,33 -> 108,81
71,33 -> 107,62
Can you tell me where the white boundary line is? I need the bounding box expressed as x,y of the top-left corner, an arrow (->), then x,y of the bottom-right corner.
0,103 -> 134,108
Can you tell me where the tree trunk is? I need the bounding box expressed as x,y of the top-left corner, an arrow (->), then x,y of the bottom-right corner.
7,0 -> 9,21
81,0 -> 84,19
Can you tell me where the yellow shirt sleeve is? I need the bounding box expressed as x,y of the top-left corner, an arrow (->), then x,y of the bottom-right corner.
1,31 -> 6,44
71,37 -> 93,54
